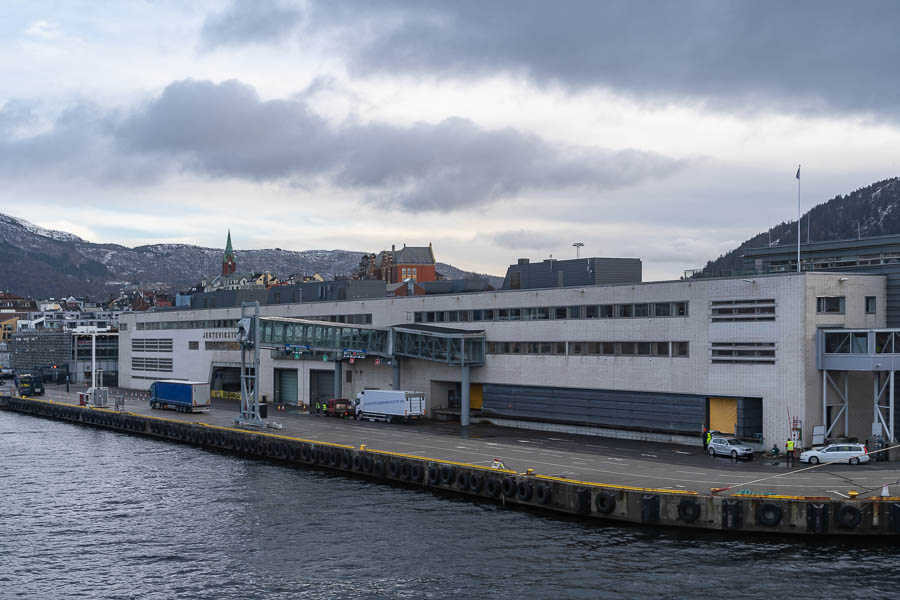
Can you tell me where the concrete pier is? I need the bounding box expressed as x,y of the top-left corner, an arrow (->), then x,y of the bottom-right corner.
5,392 -> 900,536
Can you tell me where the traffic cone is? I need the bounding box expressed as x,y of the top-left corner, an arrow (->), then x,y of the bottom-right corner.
882,485 -> 890,497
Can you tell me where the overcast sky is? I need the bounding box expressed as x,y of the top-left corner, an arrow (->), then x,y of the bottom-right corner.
3,0 -> 899,280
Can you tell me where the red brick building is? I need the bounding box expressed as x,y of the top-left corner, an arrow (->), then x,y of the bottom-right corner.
373,243 -> 437,284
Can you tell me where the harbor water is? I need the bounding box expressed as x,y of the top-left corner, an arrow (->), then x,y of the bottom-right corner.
2,410 -> 899,600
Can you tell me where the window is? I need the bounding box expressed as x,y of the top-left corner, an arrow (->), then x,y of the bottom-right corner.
553,306 -> 567,319
346,370 -> 352,383
710,299 -> 776,322
817,296 -> 845,314
599,305 -> 614,318
633,304 -> 650,318
653,303 -> 671,317
188,341 -> 199,350
567,306 -> 582,319
651,342 -> 669,356
866,296 -> 877,314
711,342 -> 775,364
132,338 -> 174,353
673,342 -> 689,357
674,302 -> 688,317
585,305 -> 599,319
617,304 -> 634,318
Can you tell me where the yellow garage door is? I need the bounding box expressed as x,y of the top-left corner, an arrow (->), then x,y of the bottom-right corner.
709,397 -> 737,434
470,384 -> 483,410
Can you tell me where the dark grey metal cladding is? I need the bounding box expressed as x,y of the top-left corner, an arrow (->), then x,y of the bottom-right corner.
482,384 -> 705,433
501,257 -> 641,290
736,398 -> 763,438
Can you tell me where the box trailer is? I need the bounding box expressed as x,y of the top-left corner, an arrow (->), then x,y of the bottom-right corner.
149,380 -> 211,413
354,390 -> 425,423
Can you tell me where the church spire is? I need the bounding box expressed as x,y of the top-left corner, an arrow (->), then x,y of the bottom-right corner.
222,230 -> 236,276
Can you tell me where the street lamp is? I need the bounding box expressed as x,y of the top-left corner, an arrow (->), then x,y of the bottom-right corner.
573,242 -> 584,259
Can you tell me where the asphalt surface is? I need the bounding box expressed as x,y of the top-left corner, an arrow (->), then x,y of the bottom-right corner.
33,384 -> 900,500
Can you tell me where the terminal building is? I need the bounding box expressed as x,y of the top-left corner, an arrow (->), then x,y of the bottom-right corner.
118,248 -> 890,449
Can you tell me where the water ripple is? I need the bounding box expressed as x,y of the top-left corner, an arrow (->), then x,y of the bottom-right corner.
2,410 -> 900,599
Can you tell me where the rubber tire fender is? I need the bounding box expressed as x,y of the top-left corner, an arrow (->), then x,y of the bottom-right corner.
469,473 -> 484,493
341,452 -> 352,469
440,466 -> 456,486
456,471 -> 470,490
756,502 -> 783,527
352,455 -> 362,471
373,460 -> 386,478
595,491 -> 617,514
363,456 -> 374,473
485,478 -> 501,497
837,504 -> 863,529
400,462 -> 412,481
516,481 -> 534,501
677,498 -> 701,523
501,477 -> 517,498
301,445 -> 313,462
535,483 -> 552,505
410,463 -> 424,482
328,449 -> 339,467
389,461 -> 402,479
428,465 -> 441,484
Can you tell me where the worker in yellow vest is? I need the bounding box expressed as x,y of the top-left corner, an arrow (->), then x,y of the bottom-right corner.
786,438 -> 795,466
703,429 -> 711,451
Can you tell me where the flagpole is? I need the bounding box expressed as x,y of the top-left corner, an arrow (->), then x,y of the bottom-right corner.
796,164 -> 801,273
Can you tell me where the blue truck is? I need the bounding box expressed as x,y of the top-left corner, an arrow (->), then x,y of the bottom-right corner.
14,373 -> 44,397
149,380 -> 211,413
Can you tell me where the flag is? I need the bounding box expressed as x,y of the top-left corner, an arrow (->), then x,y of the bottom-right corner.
796,165 -> 801,180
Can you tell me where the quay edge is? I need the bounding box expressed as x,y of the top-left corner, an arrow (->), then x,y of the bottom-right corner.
4,394 -> 900,537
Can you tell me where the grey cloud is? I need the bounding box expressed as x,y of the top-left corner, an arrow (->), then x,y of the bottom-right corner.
1,79 -> 684,210
115,79 -> 683,211
0,101 -> 160,183
201,0 -> 900,120
493,230 -> 568,251
200,0 -> 304,49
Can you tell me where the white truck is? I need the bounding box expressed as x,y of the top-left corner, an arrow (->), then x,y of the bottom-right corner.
354,390 -> 426,423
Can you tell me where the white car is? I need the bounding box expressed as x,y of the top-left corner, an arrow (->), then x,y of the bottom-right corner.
800,444 -> 869,465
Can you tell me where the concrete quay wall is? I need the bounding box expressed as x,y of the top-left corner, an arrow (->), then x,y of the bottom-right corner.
4,394 -> 900,537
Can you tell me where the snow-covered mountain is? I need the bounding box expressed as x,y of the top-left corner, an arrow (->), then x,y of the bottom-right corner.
0,213 -> 500,300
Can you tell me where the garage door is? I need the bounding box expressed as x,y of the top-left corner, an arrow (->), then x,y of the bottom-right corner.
276,369 -> 298,405
310,370 -> 334,407
709,397 -> 738,435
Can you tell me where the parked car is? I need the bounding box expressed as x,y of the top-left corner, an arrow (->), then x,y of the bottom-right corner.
800,444 -> 869,465
707,436 -> 754,460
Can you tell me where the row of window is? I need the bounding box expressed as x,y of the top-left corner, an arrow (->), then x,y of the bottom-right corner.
294,314 -> 373,325
136,319 -> 239,330
487,340 -> 690,357
132,338 -> 174,353
710,342 -> 776,364
131,357 -> 173,372
415,301 -> 689,324
710,299 -> 776,322
816,296 -> 877,315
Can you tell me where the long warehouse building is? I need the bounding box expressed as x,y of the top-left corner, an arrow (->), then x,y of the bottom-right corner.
117,268 -> 892,449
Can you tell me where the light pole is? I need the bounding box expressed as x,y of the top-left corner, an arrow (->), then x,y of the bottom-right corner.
573,242 -> 584,259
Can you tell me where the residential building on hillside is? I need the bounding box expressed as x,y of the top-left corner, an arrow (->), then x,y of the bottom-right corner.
367,243 -> 438,284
